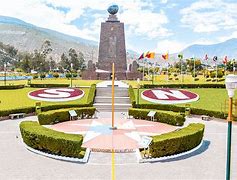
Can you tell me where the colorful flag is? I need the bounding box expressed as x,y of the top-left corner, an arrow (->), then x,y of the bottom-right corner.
223,56 -> 228,64
162,52 -> 169,60
138,53 -> 144,60
213,56 -> 218,62
204,54 -> 208,61
146,52 -> 155,59
178,54 -> 183,59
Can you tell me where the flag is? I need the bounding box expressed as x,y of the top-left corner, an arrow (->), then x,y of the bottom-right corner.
138,53 -> 144,60
146,52 -> 155,59
204,54 -> 208,61
178,54 -> 183,59
213,56 -> 218,62
162,52 -> 169,60
223,56 -> 228,64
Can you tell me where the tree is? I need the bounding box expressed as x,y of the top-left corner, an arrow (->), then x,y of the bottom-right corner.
19,52 -> 32,73
60,53 -> 70,71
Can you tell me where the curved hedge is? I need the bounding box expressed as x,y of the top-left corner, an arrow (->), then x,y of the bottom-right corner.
128,85 -> 136,106
20,121 -> 85,158
149,123 -> 205,158
0,84 -> 25,90
87,84 -> 96,106
129,108 -> 185,126
38,107 -> 96,125
29,83 -> 70,88
142,83 -> 225,89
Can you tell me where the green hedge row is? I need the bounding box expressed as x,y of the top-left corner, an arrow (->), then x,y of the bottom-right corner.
128,85 -> 136,107
129,108 -> 185,126
0,84 -> 25,90
135,104 -> 227,119
20,121 -> 85,158
142,83 -> 225,89
149,123 -> 205,158
38,107 -> 96,125
87,84 -> 96,106
29,83 -> 70,88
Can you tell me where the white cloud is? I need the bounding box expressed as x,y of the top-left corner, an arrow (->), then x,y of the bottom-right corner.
0,0 -> 171,43
160,0 -> 168,4
155,40 -> 187,54
180,0 -> 237,33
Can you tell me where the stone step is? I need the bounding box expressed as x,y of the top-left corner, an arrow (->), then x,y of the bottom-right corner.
94,103 -> 131,112
96,88 -> 128,97
95,96 -> 130,104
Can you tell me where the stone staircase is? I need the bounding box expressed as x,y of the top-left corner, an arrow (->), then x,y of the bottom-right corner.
94,87 -> 131,112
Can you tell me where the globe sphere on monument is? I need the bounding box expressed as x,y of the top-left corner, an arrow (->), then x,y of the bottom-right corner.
107,4 -> 119,15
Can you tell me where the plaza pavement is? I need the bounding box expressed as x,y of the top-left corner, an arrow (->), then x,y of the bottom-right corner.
0,113 -> 236,180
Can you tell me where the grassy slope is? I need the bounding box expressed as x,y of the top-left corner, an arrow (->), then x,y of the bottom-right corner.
0,87 -> 90,110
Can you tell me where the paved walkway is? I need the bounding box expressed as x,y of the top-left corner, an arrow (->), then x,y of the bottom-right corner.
50,118 -> 176,151
0,114 -> 237,179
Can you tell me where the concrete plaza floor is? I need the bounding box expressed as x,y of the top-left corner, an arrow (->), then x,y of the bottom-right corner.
0,113 -> 237,180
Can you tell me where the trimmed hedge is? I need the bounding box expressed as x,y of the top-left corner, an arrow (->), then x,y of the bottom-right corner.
128,85 -> 136,106
38,107 -> 96,125
149,123 -> 205,158
87,84 -> 96,106
0,85 -> 25,90
129,108 -> 185,126
142,83 -> 225,89
20,121 -> 85,158
29,83 -> 70,88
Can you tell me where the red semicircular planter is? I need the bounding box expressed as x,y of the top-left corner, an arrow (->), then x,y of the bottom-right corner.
141,88 -> 199,104
28,88 -> 84,102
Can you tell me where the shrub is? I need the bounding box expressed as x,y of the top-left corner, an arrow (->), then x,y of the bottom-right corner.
141,83 -> 225,89
33,74 -> 38,79
0,85 -> 24,90
192,72 -> 197,77
206,78 -> 211,82
217,71 -> 224,78
128,108 -> 185,126
40,74 -> 46,79
175,77 -> 179,80
194,77 -> 199,81
66,73 -> 72,79
20,121 -> 85,158
174,73 -> 178,77
205,75 -> 210,78
149,123 -> 205,158
29,83 -> 70,88
38,107 -> 96,125
87,84 -> 96,106
128,85 -> 136,106
53,73 -> 59,78
72,73 -> 78,78
210,72 -> 216,78
168,77 -> 172,80
0,106 -> 35,117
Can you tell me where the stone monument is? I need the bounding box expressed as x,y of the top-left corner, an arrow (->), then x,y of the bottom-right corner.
97,5 -> 127,80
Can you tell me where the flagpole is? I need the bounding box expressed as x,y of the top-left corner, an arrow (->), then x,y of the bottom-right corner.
143,58 -> 145,81
216,61 -> 218,82
193,56 -> 195,82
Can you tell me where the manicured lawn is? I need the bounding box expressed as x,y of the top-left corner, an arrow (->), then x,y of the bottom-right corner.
125,74 -> 224,88
134,88 -> 234,112
0,78 -> 101,86
0,87 -> 90,110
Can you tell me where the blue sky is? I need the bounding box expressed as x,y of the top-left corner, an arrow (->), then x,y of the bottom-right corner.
0,0 -> 237,54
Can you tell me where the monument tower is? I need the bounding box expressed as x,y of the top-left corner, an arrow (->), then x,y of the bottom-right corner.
97,5 -> 127,80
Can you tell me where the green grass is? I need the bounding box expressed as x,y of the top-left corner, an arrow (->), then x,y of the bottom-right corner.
0,87 -> 90,110
124,74 -> 224,88
134,88 -> 234,112
0,78 -> 101,86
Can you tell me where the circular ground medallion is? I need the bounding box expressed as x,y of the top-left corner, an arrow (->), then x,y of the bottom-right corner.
141,88 -> 199,104
28,88 -> 84,102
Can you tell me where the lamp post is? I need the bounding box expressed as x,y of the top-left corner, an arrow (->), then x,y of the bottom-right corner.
70,63 -> 73,87
4,61 -> 7,86
137,78 -> 140,105
225,74 -> 237,180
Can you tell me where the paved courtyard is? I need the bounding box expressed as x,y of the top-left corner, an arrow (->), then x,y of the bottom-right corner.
0,113 -> 237,179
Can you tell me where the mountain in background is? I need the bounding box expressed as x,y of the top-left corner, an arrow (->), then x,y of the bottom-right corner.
180,38 -> 237,60
0,15 -> 98,63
